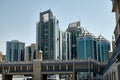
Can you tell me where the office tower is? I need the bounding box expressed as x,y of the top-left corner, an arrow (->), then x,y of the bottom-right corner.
6,40 -> 25,61
26,43 -> 36,61
36,9 -> 59,60
97,35 -> 110,62
67,21 -> 83,59
77,30 -> 98,60
59,31 -> 71,60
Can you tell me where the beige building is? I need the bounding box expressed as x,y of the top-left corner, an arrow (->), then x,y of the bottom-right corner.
112,0 -> 120,61
0,51 -> 2,61
112,38 -> 116,52
108,51 -> 113,59
2,55 -> 6,61
103,0 -> 120,80
26,43 -> 36,61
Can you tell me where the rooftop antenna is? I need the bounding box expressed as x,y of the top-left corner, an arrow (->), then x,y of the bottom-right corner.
68,18 -> 71,28
40,8 -> 42,13
69,18 -> 71,23
39,8 -> 42,20
79,17 -> 81,27
49,4 -> 51,10
99,33 -> 102,36
77,16 -> 81,27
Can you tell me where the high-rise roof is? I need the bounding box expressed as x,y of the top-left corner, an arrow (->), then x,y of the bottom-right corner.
68,21 -> 80,28
97,35 -> 110,42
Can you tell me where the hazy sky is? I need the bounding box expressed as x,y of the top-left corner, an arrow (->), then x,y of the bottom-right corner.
0,0 -> 115,54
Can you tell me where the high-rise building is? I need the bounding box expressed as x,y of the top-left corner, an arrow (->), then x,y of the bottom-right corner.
103,1 -> 120,79
77,30 -> 110,63
59,31 -> 71,60
97,35 -> 110,62
67,21 -> 83,59
36,9 -> 59,60
6,40 -> 25,61
26,43 -> 36,61
77,30 -> 98,60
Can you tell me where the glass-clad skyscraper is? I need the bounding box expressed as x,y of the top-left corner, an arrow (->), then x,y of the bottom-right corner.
6,40 -> 25,61
77,30 -> 98,60
67,21 -> 83,59
36,9 -> 59,60
77,30 -> 110,62
97,35 -> 110,62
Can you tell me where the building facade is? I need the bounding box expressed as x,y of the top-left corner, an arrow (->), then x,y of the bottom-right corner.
0,51 -> 3,61
77,30 -> 110,63
26,43 -> 36,61
103,0 -> 120,80
2,55 -> 6,61
6,40 -> 25,61
59,31 -> 71,60
97,35 -> 110,62
77,30 -> 98,60
36,9 -> 59,60
67,21 -> 83,59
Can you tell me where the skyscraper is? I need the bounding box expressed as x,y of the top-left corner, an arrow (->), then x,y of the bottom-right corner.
77,30 -> 98,60
67,21 -> 83,59
77,30 -> 110,62
36,9 -> 59,60
59,31 -> 71,60
26,43 -> 36,61
6,40 -> 25,61
97,35 -> 110,62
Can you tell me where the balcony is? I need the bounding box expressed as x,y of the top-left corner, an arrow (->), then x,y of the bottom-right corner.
112,0 -> 118,12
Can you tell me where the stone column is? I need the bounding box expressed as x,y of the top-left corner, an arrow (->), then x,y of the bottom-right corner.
33,60 -> 42,80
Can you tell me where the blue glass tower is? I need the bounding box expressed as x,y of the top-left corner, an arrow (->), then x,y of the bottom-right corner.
77,30 -> 97,60
77,30 -> 110,63
97,35 -> 110,62
6,40 -> 25,61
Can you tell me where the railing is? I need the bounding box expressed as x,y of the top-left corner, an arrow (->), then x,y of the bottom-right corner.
0,61 -> 33,64
42,59 -> 107,65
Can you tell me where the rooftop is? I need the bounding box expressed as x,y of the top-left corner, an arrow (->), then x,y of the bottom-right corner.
68,21 -> 80,28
